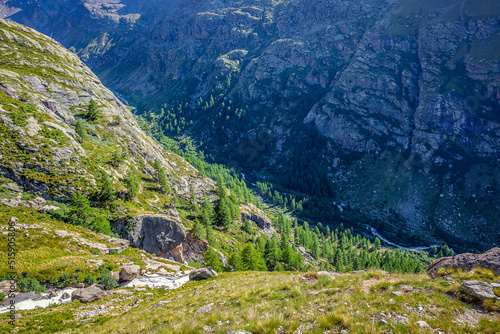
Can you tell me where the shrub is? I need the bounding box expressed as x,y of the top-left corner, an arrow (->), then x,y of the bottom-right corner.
98,272 -> 119,290
17,275 -> 46,293
90,249 -> 101,255
84,274 -> 96,286
0,293 -> 5,302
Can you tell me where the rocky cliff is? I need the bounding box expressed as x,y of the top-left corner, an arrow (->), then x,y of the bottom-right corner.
2,0 -> 499,251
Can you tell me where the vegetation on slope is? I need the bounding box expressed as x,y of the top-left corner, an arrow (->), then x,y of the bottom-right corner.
2,269 -> 499,333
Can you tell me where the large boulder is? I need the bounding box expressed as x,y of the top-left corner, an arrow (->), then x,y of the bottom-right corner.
189,267 -> 218,280
181,233 -> 228,266
458,281 -> 497,301
426,248 -> 500,278
119,265 -> 140,281
71,285 -> 105,303
114,214 -> 187,263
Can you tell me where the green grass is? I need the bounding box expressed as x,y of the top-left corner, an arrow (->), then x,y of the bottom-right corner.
1,269 -> 498,333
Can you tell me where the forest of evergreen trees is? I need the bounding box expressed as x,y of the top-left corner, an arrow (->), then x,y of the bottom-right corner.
137,101 -> 452,275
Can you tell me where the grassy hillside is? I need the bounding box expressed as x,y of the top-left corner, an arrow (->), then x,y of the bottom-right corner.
1,268 -> 499,333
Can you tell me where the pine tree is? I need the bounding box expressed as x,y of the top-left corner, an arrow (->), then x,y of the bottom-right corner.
206,225 -> 215,246
190,185 -> 198,213
86,99 -> 101,121
96,170 -> 115,204
192,219 -> 205,240
240,243 -> 267,271
215,175 -> 232,227
280,233 -> 291,268
68,192 -> 94,227
311,234 -> 320,259
111,149 -> 125,167
75,119 -> 87,141
124,167 -> 140,199
203,247 -> 222,272
228,251 -> 242,271
242,218 -> 253,234
374,237 -> 381,249
152,159 -> 171,194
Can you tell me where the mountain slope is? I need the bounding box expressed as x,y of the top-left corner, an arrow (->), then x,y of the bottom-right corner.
2,0 -> 499,251
0,17 -> 213,202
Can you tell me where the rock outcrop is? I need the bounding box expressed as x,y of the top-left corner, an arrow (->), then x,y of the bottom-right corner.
240,204 -> 275,236
189,267 -> 218,280
458,281 -> 498,301
71,285 -> 104,303
119,265 -> 140,281
114,215 -> 186,264
426,248 -> 500,278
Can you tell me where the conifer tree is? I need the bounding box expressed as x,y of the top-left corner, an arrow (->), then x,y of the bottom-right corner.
280,233 -> 292,268
96,170 -> 115,204
215,175 -> 232,227
190,185 -> 198,213
203,247 -> 222,272
75,119 -> 87,141
86,99 -> 101,121
206,225 -> 215,246
242,218 -> 253,234
240,243 -> 267,271
124,167 -> 140,199
374,237 -> 381,249
192,219 -> 205,240
68,192 -> 94,227
152,159 -> 171,194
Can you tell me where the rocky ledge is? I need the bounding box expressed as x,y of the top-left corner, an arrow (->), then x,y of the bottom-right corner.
426,248 -> 500,278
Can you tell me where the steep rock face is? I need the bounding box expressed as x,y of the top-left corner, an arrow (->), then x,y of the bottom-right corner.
114,214 -> 187,263
426,247 -> 500,278
3,0 -> 499,250
240,203 -> 275,235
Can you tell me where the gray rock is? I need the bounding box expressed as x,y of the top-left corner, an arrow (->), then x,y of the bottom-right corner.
195,303 -> 214,315
189,267 -> 218,280
119,265 -> 140,281
71,285 -> 105,303
458,280 -> 497,300
114,214 -> 187,263
240,204 -> 275,235
151,301 -> 168,309
416,320 -> 431,329
27,197 -> 47,209
37,205 -> 61,212
225,331 -> 253,334
1,183 -> 22,192
25,116 -> 42,136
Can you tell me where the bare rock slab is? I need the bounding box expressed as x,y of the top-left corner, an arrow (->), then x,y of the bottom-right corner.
189,267 -> 218,280
458,280 -> 497,300
71,285 -> 104,303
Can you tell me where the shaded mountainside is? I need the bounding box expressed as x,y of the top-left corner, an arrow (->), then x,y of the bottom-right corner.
2,0 -> 500,251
